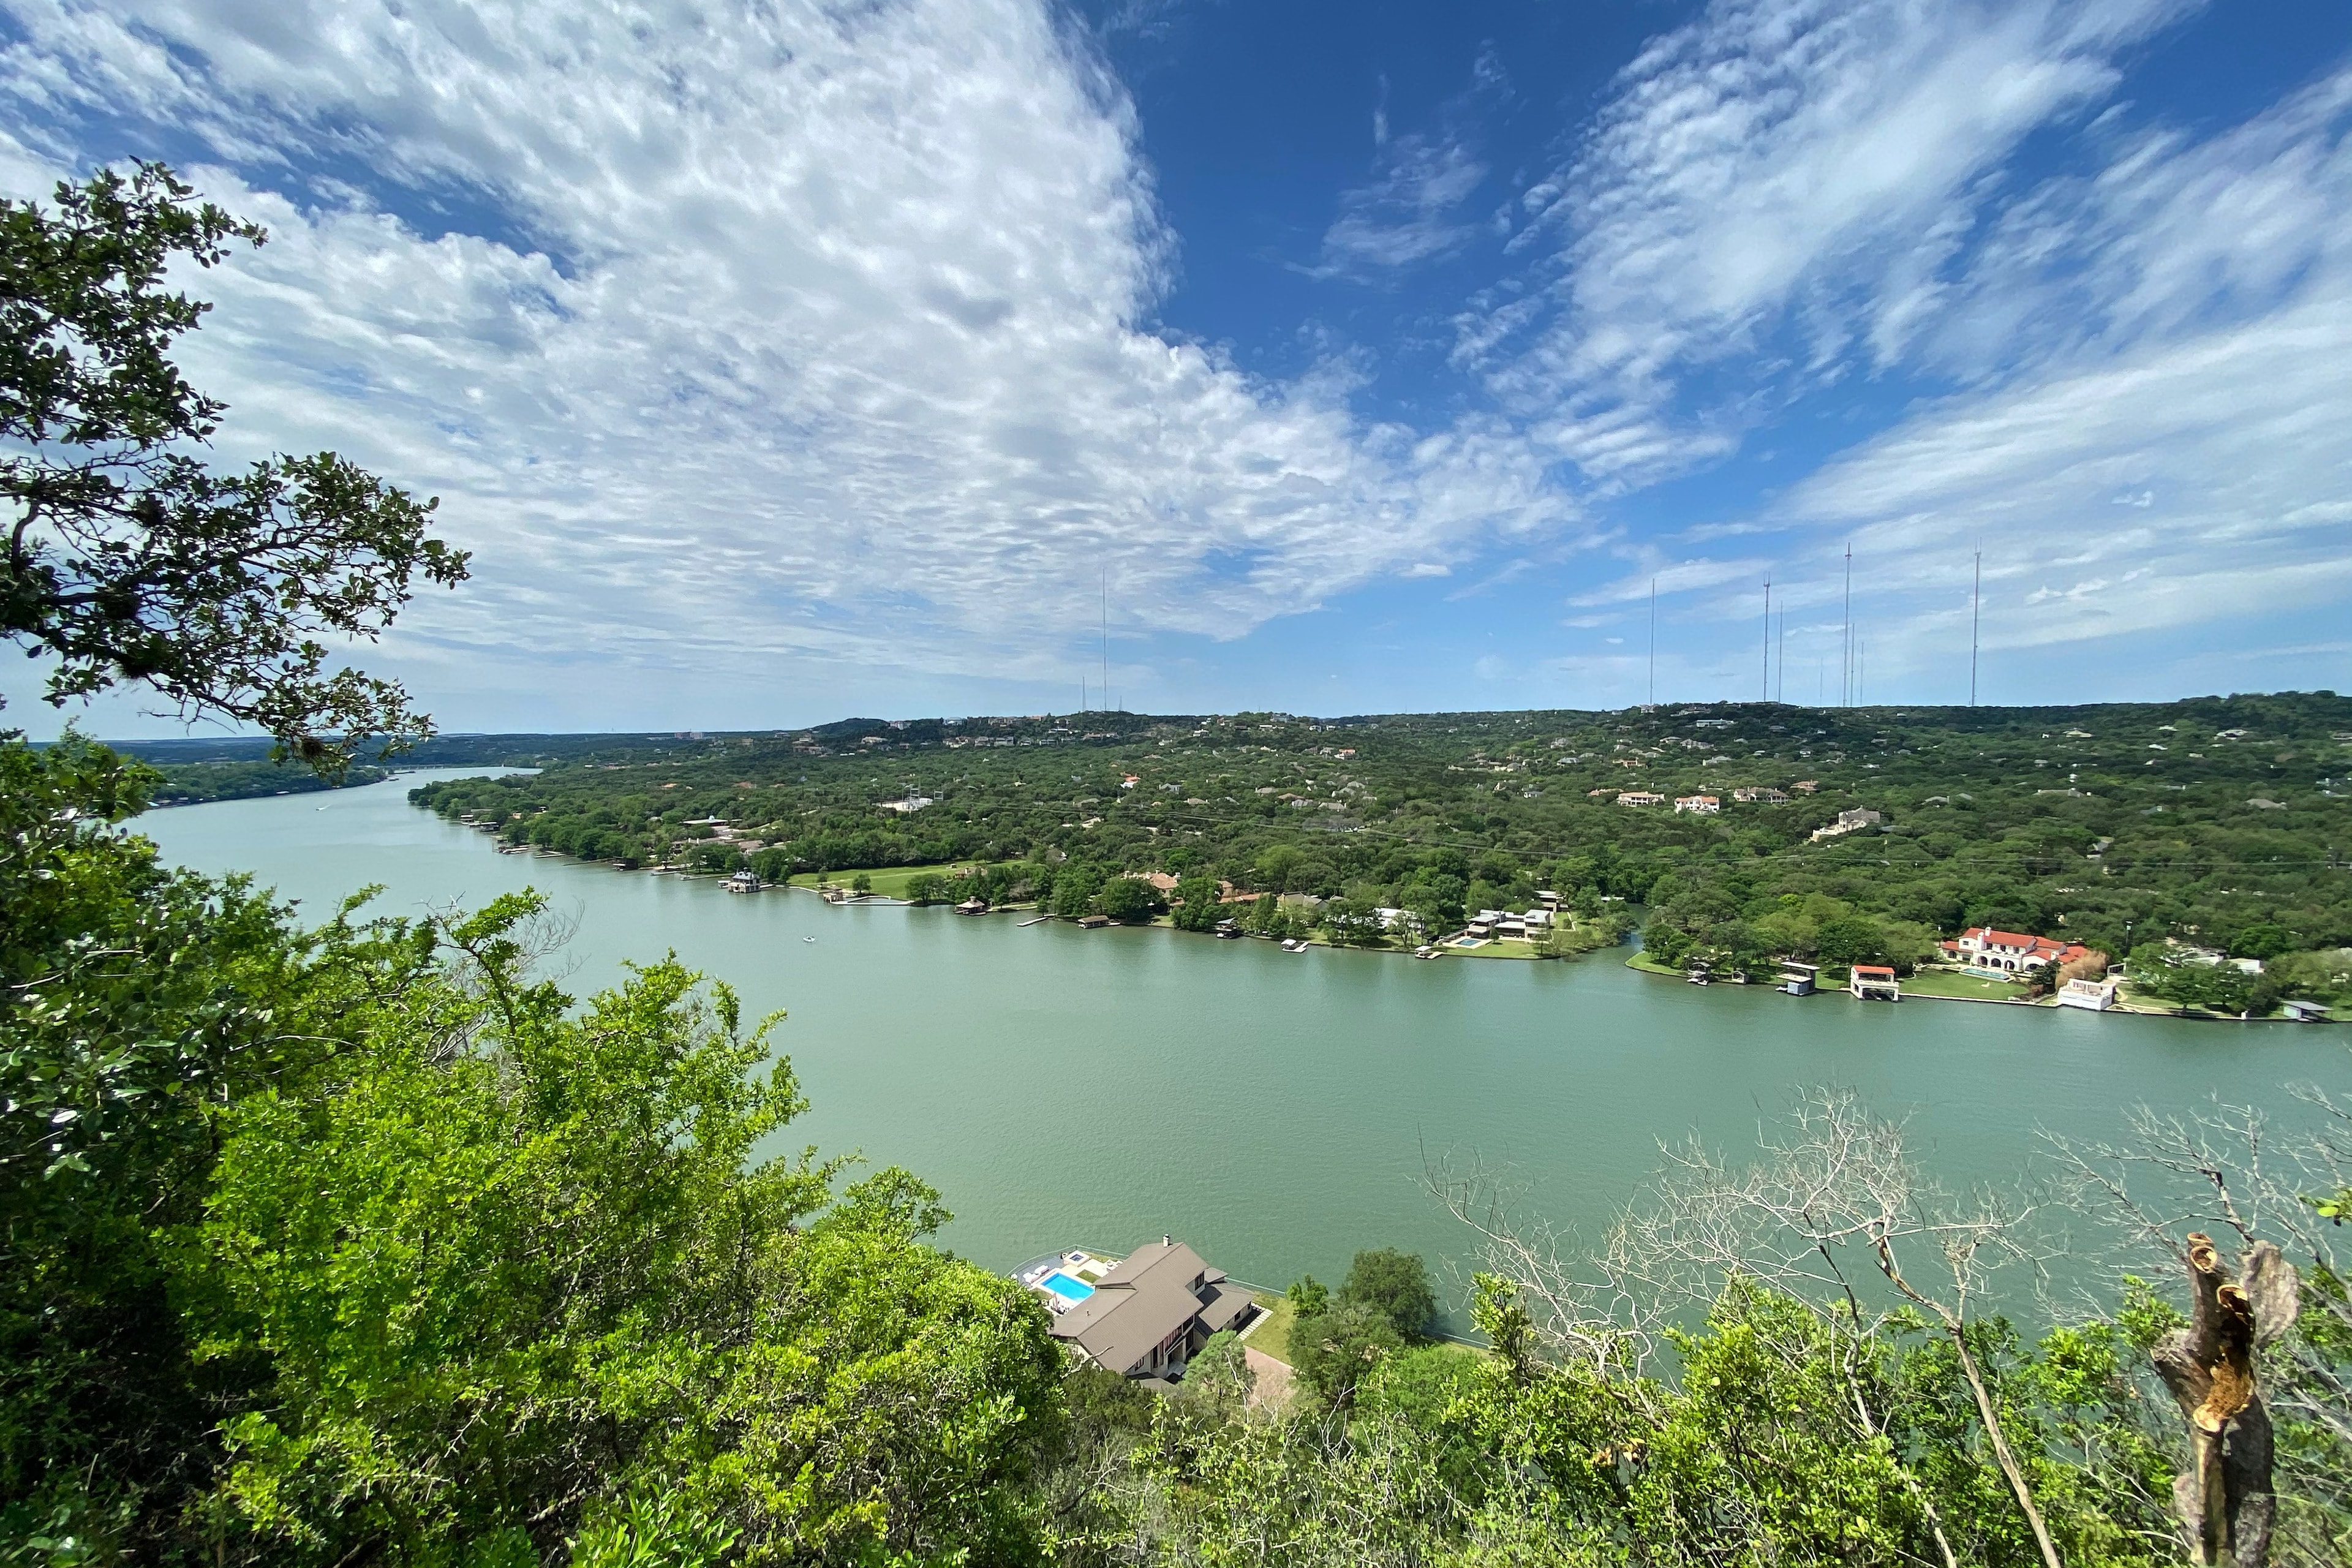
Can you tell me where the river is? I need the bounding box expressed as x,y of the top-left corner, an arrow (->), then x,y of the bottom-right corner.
143,767 -> 2346,1317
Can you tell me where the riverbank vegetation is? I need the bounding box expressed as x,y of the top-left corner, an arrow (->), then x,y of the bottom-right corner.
409,693 -> 2352,1005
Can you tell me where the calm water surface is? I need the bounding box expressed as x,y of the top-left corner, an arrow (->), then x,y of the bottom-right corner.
145,769 -> 2347,1313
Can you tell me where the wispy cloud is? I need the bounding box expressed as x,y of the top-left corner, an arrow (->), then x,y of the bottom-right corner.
1310,132 -> 1489,280
1457,0 -> 2187,486
0,0 -> 1570,701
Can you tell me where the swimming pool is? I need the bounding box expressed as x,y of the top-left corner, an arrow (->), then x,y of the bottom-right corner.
1040,1271 -> 1094,1303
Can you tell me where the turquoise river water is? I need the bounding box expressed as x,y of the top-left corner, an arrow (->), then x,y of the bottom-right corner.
144,768 -> 2347,1315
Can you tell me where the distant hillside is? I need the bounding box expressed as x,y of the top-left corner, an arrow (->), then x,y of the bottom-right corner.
406,692 -> 2351,1005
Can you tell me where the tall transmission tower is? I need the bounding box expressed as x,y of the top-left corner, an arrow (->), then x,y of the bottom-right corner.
1841,544 -> 1853,707
1762,578 -> 1772,701
1970,552 -> 1981,707
1648,578 -> 1657,706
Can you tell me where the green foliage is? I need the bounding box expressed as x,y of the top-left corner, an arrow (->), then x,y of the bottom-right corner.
197,896 -> 1066,1564
1,165 -> 466,767
409,696 -> 2352,975
1097,875 -> 1157,922
1169,874 -> 1225,932
142,758 -> 388,805
0,732 -> 388,1558
2128,943 -> 2260,1014
1176,1331 -> 1255,1425
1340,1248 -> 1439,1339
1289,1303 -> 1403,1409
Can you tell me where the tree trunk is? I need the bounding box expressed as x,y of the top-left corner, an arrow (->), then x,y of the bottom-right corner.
2153,1234 -> 2297,1567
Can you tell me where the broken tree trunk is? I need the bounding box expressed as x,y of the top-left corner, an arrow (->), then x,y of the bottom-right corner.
2152,1234 -> 2299,1567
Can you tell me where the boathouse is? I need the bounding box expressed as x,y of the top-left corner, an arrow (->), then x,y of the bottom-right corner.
1850,965 -> 1901,1001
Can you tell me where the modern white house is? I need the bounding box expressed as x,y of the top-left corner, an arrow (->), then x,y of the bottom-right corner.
1810,808 -> 1884,841
1618,791 -> 1667,807
1673,794 -> 1721,814
2058,976 -> 2119,1011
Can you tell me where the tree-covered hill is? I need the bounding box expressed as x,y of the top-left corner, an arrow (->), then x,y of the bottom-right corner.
409,693 -> 2352,997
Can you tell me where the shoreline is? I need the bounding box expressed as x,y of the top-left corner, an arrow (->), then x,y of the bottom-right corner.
416,816 -> 2343,1026
1619,952 -> 2321,1025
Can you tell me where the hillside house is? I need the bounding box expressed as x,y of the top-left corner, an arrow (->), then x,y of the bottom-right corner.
1810,808 -> 1883,840
1733,786 -> 1790,804
1673,794 -> 1720,814
1618,791 -> 1667,807
1046,1238 -> 1257,1382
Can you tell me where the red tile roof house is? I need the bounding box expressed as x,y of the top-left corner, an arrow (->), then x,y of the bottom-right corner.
1942,927 -> 2091,976
1047,1238 -> 1259,1385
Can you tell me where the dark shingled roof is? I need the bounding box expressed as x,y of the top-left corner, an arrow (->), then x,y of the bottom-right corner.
1049,1238 -> 1250,1376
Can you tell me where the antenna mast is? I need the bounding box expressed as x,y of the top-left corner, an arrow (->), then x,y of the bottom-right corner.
1648,577 -> 1657,706
1762,578 -> 1771,701
1101,569 -> 1110,714
1841,543 -> 1853,707
1970,551 -> 1981,707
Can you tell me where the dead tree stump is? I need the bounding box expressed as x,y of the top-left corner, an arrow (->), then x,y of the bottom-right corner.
2151,1233 -> 2299,1567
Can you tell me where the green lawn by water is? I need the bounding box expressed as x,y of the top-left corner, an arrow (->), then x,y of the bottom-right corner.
1903,969 -> 2032,1001
784,862 -> 981,898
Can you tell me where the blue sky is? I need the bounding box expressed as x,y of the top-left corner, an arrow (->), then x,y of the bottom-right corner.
3,0 -> 2349,735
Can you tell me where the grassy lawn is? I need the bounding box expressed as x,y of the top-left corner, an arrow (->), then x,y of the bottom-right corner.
783,862 -> 982,898
1626,953 -> 1684,977
1453,938 -> 1547,960
1902,968 -> 2031,1001
1246,1292 -> 1295,1363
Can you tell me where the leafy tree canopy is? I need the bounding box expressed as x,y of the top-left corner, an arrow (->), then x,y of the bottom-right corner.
2,165 -> 466,770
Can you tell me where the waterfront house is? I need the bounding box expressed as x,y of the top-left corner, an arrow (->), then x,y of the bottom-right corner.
1673,794 -> 1721,814
1850,965 -> 1901,1001
1077,913 -> 1111,929
1048,1238 -> 1258,1382
955,897 -> 989,916
1943,927 -> 2090,976
2283,999 -> 2332,1023
724,869 -> 760,893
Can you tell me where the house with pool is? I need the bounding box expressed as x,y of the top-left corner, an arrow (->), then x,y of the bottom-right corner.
1017,1237 -> 1259,1385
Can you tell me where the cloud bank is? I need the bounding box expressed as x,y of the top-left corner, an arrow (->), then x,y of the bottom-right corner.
0,0 -> 1567,698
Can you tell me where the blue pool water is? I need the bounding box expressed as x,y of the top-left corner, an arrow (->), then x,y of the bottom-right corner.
1041,1271 -> 1093,1302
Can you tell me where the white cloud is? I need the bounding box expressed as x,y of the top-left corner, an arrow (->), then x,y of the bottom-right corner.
1457,0 -> 2186,486
1311,132 -> 1488,279
1768,66 -> 2352,667
0,0 -> 1570,703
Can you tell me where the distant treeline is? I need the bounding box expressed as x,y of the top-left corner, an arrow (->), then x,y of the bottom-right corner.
407,693 -> 2352,1009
